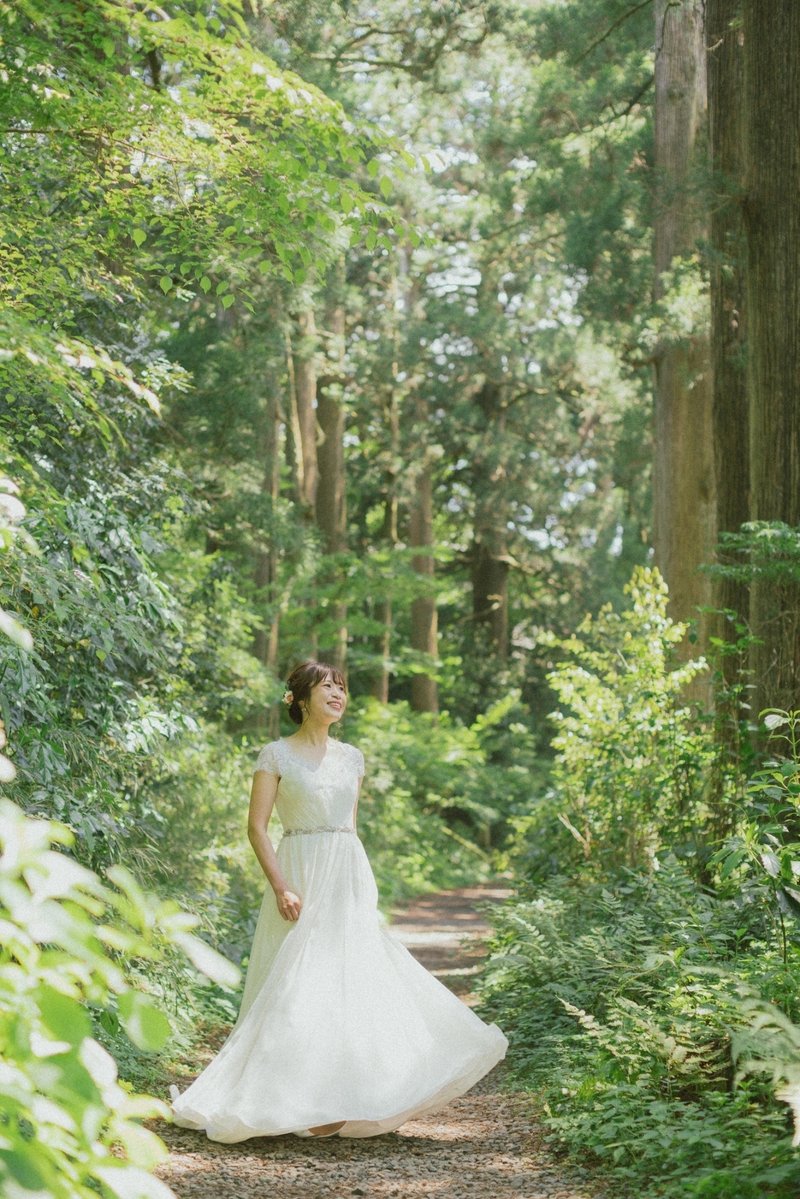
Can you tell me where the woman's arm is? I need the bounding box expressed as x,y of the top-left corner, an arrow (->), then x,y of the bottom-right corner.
247,770 -> 302,921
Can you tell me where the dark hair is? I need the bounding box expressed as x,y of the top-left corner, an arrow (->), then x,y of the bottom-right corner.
285,660 -> 347,726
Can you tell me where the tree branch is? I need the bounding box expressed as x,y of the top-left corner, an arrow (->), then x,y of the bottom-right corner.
573,0 -> 652,64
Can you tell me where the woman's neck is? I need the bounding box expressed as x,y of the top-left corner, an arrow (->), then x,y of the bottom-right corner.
291,719 -> 331,747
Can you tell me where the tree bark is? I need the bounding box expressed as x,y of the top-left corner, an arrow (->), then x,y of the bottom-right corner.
743,0 -> 800,714
471,380 -> 509,660
708,0 -> 748,625
653,0 -> 715,656
369,387 -> 400,703
289,309 -> 319,516
253,373 -> 282,739
316,259 -> 348,669
706,0 -> 748,812
409,442 -> 439,714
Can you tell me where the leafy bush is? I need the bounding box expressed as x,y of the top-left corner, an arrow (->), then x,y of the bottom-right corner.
712,709 -> 800,964
475,570 -> 800,1197
344,697 -> 500,904
136,720 -> 268,966
477,866 -> 800,1197
0,797 -> 239,1199
516,566 -> 713,876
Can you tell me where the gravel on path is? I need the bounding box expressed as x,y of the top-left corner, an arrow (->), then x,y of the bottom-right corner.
154,881 -> 604,1199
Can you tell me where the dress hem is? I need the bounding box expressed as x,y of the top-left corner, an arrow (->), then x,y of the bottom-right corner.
169,1024 -> 507,1143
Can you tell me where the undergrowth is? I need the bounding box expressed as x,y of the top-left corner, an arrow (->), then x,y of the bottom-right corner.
474,567 -> 800,1198
477,867 -> 800,1197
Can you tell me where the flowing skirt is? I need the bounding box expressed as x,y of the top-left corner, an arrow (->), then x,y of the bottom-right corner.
169,830 -> 508,1141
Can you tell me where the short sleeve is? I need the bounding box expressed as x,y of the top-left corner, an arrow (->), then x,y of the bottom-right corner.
254,742 -> 280,776
351,745 -> 365,780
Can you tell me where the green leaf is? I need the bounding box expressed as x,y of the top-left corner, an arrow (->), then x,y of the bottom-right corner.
379,175 -> 392,198
174,932 -> 240,988
221,293 -> 235,309
4,1148 -> 49,1190
39,987 -> 92,1045
159,276 -> 172,294
132,229 -> 147,248
0,609 -> 33,651
118,991 -> 173,1052
199,276 -> 212,293
94,1164 -> 175,1199
760,850 -> 781,878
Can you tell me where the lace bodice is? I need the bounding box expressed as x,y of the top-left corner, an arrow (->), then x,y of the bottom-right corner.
254,737 -> 365,832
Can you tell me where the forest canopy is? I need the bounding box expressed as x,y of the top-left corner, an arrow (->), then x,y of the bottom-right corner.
3,1 -> 800,1197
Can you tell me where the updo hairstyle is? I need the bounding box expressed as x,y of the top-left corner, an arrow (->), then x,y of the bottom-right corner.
285,660 -> 347,726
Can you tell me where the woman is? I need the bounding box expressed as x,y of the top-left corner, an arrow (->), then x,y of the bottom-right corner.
170,659 -> 508,1141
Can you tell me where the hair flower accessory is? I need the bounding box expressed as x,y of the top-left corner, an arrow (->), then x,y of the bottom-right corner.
282,688 -> 294,706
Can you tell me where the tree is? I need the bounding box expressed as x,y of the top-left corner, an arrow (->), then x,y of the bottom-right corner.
316,261 -> 350,668
652,0 -> 715,652
742,0 -> 800,715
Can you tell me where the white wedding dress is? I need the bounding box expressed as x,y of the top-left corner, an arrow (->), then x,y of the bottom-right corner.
169,736 -> 508,1141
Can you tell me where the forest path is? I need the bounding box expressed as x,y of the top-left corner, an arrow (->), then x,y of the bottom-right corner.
155,881 -> 602,1199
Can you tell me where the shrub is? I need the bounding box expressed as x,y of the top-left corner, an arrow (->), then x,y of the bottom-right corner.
519,566 -> 713,875
476,866 -> 800,1197
344,698 -> 498,904
0,797 -> 239,1199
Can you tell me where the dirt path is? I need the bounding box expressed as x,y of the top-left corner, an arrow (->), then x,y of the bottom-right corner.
155,882 -> 602,1199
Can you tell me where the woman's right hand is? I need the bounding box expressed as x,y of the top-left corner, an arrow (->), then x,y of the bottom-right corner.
275,888 -> 303,921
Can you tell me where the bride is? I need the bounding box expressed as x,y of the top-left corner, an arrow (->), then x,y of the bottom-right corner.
169,659 -> 508,1141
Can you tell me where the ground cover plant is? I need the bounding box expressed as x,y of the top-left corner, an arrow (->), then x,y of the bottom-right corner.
477,568 -> 800,1198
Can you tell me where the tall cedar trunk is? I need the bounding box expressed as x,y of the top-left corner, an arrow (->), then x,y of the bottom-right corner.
471,380 -> 509,660
369,258 -> 406,703
653,0 -> 715,658
708,0 -> 748,630
409,438 -> 439,714
369,387 -> 400,703
707,0 -> 748,823
316,260 -> 348,669
290,309 -> 319,514
253,373 -> 282,739
743,0 -> 800,714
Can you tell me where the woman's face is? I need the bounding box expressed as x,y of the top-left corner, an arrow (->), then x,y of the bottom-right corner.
305,672 -> 347,724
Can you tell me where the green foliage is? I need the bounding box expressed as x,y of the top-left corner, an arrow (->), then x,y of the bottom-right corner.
733,993 -> 800,1155
345,698 -> 502,904
710,522 -> 800,586
0,797 -> 239,1199
525,566 -> 712,873
135,720 -> 267,964
712,710 -> 800,963
477,567 -> 800,1197
477,866 -> 800,1198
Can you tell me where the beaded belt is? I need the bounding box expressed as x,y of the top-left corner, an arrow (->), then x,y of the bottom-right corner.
282,826 -> 356,837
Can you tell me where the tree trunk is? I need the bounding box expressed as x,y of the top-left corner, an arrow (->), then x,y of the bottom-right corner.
409,445 -> 439,714
743,0 -> 800,714
370,254 -> 407,703
471,380 -> 509,660
253,374 -> 282,739
289,309 -> 319,515
708,0 -> 748,628
653,0 -> 715,656
316,260 -> 348,669
706,0 -> 748,818
369,389 -> 400,703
